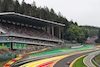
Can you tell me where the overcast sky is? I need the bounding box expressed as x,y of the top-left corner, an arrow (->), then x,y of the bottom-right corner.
19,0 -> 100,27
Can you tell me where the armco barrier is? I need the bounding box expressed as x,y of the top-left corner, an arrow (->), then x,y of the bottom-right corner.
92,53 -> 100,67
71,45 -> 83,49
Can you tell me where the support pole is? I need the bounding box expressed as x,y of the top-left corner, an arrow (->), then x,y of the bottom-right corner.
52,26 -> 54,36
59,26 -> 61,39
47,27 -> 50,34
43,27 -> 46,32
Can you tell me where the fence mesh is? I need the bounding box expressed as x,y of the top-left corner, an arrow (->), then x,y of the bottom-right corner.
0,51 -> 19,62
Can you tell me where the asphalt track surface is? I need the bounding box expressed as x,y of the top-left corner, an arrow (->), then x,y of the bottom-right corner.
83,51 -> 100,67
12,48 -> 98,67
12,50 -> 85,67
53,50 -> 100,67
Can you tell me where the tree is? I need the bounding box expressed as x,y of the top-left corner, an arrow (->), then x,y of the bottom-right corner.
98,29 -> 100,38
65,24 -> 85,43
0,0 -> 93,43
2,0 -> 14,12
58,12 -> 62,17
20,0 -> 26,14
95,28 -> 100,43
0,0 -> 2,12
75,22 -> 78,25
14,0 -> 20,13
31,1 -> 37,17
31,1 -> 36,7
80,26 -> 99,37
70,20 -> 74,24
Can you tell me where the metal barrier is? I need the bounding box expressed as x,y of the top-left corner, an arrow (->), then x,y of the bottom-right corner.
71,45 -> 83,49
93,53 -> 100,67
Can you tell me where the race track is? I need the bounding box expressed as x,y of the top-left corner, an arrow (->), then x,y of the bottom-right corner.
12,47 -> 99,67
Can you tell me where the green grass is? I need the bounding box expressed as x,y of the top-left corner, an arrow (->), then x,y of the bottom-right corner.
88,51 -> 100,55
95,55 -> 100,65
0,60 -> 10,67
29,46 -> 93,56
72,56 -> 87,67
91,59 -> 98,67
28,47 -> 70,56
43,47 -> 70,52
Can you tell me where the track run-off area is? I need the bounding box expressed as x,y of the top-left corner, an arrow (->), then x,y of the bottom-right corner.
13,46 -> 100,67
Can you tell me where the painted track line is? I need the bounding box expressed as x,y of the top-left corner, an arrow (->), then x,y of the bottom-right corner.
20,48 -> 99,67
36,61 -> 54,67
50,48 -> 99,67
83,52 -> 100,67
69,55 -> 85,67
20,55 -> 68,67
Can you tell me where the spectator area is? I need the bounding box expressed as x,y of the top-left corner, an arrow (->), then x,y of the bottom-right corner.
0,12 -> 65,52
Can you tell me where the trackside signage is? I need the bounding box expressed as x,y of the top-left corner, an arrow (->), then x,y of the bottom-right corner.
0,43 -> 10,48
13,43 -> 27,49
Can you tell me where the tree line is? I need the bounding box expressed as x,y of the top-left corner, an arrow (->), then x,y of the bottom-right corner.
80,26 -> 99,37
95,29 -> 100,43
0,0 -> 99,43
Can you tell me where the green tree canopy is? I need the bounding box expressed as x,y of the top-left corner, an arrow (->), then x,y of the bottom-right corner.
65,24 -> 85,43
95,28 -> 100,43
14,0 -> 20,13
2,0 -> 14,12
0,0 -> 98,43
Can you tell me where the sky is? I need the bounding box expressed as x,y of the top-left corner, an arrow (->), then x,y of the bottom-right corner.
19,0 -> 100,27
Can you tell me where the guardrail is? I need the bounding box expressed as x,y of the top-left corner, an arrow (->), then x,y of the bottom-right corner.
71,45 -> 83,49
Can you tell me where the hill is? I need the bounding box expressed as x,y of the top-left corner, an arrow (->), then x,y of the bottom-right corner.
0,0 -> 99,43
80,25 -> 100,37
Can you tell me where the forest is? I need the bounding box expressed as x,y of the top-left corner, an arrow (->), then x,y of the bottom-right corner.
0,0 -> 99,43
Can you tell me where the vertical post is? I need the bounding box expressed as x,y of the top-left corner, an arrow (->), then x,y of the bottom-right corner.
10,42 -> 12,53
47,27 -> 50,34
52,26 -> 54,36
43,27 -> 46,32
59,26 -> 61,39
42,27 -> 44,30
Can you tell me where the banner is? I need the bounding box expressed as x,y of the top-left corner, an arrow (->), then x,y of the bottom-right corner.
13,43 -> 27,49
0,43 -> 10,48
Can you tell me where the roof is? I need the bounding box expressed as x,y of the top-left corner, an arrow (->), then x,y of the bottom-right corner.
0,12 -> 65,27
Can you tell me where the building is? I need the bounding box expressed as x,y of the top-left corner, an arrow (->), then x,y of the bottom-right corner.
85,37 -> 98,44
0,12 -> 65,50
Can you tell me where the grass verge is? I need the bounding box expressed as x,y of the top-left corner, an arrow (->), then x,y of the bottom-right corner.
72,55 -> 87,67
29,46 -> 93,56
95,54 -> 100,65
0,60 -> 10,67
91,59 -> 98,67
28,47 -> 70,55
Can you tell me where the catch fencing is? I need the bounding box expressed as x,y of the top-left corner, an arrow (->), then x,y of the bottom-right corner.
0,51 -> 19,62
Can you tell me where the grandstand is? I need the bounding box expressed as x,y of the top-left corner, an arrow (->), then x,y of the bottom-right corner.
0,12 -> 65,52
